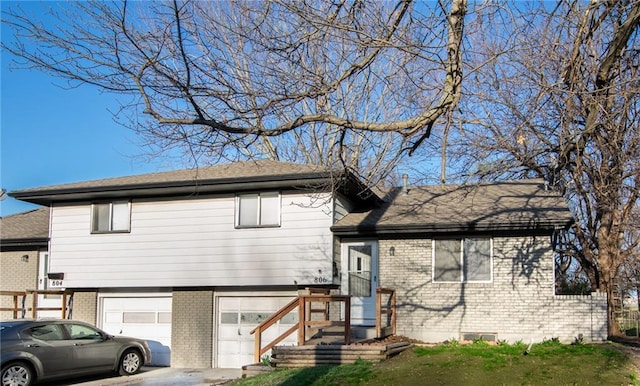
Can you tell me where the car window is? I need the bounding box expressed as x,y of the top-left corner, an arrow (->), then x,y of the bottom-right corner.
63,324 -> 103,340
27,324 -> 65,341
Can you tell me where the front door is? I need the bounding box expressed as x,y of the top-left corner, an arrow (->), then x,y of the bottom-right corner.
37,251 -> 63,318
341,241 -> 378,326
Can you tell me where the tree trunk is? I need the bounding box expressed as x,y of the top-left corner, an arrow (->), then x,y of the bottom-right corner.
605,283 -> 621,337
598,212 -> 624,337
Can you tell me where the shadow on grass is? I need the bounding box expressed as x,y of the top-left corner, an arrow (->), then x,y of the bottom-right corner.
236,359 -> 373,386
272,366 -> 336,386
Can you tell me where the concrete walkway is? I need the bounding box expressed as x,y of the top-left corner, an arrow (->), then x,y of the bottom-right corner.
65,367 -> 242,386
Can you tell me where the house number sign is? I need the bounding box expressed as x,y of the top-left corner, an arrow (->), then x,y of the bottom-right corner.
49,279 -> 64,288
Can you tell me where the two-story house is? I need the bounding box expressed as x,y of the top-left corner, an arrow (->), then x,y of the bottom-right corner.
8,160 -> 607,368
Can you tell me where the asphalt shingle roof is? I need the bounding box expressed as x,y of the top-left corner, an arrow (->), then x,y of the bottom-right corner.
0,207 -> 49,242
8,160 -> 381,206
6,160 -> 572,235
332,179 -> 573,234
10,160 -> 329,194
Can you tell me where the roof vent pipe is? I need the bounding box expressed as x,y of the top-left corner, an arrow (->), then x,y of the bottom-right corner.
402,174 -> 409,195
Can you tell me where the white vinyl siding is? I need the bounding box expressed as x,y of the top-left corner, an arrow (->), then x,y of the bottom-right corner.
333,194 -> 354,223
49,192 -> 334,288
433,238 -> 492,283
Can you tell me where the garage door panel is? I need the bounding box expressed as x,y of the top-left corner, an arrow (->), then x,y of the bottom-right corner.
261,327 -> 282,341
101,296 -> 172,367
217,296 -> 297,368
218,343 -> 240,355
240,341 -> 253,354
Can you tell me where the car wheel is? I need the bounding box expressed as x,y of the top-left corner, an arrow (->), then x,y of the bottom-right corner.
119,349 -> 142,376
1,362 -> 33,386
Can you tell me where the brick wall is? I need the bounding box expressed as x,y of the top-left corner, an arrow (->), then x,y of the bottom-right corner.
171,290 -> 213,367
379,236 -> 607,343
0,249 -> 40,319
71,291 -> 98,324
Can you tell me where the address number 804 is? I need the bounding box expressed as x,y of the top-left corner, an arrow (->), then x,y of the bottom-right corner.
49,280 -> 64,288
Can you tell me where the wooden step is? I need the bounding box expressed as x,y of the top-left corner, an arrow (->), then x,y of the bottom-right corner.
270,341 -> 413,368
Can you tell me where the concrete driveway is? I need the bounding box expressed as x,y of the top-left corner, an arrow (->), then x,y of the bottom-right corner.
48,367 -> 242,386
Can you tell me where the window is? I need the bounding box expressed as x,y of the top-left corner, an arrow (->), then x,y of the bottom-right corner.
347,245 -> 372,297
63,323 -> 103,340
27,324 -> 64,341
433,238 -> 492,283
236,192 -> 280,227
91,201 -> 130,233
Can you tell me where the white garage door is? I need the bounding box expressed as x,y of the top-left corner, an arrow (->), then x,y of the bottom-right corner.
217,296 -> 298,368
100,296 -> 172,366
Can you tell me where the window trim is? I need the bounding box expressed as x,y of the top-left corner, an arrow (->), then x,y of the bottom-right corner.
91,200 -> 131,234
235,192 -> 281,228
432,237 -> 493,283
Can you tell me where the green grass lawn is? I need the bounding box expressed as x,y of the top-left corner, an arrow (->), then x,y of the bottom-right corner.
230,340 -> 638,386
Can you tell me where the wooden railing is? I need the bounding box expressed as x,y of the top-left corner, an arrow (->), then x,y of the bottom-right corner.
250,290 -> 351,364
298,293 -> 351,348
250,287 -> 397,364
376,287 -> 396,339
0,290 -> 72,319
250,297 -> 300,364
0,291 -> 27,319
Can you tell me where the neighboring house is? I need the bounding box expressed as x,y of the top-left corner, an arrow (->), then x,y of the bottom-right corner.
0,208 -> 59,319
8,160 -> 607,368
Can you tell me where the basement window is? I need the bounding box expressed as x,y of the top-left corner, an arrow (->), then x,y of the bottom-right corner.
91,201 -> 131,233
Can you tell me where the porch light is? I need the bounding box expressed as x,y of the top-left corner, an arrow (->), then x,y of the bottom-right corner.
21,254 -> 29,262
389,246 -> 395,256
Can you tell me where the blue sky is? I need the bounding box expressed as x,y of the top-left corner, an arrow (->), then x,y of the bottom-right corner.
0,1 -> 179,217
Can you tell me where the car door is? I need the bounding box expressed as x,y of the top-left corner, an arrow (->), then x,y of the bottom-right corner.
22,323 -> 76,377
61,322 -> 120,371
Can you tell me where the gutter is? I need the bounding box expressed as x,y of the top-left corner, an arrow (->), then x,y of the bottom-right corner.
0,237 -> 49,249
330,219 -> 574,236
10,172 -> 381,207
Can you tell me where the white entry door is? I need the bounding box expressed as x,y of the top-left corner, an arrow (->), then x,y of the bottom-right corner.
341,241 -> 378,326
37,251 -> 63,318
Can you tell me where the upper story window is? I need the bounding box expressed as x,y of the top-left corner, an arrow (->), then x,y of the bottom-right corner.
91,201 -> 131,233
432,237 -> 492,283
236,192 -> 280,228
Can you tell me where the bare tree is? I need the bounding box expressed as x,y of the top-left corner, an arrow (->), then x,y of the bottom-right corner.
2,0 -> 467,186
449,1 -> 640,335
7,0 -> 638,338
